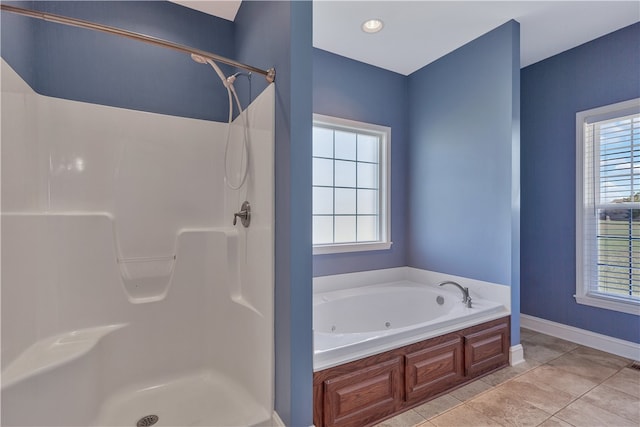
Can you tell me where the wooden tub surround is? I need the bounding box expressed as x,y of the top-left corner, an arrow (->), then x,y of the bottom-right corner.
313,316 -> 510,427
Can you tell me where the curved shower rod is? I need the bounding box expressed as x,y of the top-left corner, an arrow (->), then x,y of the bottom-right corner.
0,4 -> 276,83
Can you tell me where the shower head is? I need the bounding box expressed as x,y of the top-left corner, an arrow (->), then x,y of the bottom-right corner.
191,53 -> 249,90
192,55 -> 229,89
190,53 -> 208,64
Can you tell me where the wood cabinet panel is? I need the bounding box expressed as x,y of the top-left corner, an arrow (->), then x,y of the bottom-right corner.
323,357 -> 403,427
464,319 -> 510,377
405,336 -> 464,403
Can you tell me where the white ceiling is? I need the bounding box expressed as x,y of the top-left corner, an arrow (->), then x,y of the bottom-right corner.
173,1 -> 639,75
171,0 -> 242,22
314,1 -> 640,75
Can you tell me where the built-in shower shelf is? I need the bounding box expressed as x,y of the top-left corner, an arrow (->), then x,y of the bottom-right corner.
1,324 -> 126,388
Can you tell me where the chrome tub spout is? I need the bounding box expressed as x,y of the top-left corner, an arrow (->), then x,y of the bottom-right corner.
439,281 -> 472,308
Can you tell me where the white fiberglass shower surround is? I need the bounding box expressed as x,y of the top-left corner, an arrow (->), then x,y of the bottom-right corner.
1,6 -> 276,427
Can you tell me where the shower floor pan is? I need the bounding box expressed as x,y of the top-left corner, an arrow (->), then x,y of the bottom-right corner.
93,370 -> 271,427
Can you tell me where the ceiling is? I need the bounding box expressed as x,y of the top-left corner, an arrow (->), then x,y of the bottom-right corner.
171,0 -> 242,22
173,1 -> 639,75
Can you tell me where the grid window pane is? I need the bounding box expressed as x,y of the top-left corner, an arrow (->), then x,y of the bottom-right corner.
313,216 -> 333,245
335,131 -> 356,160
313,158 -> 333,187
358,162 -> 378,189
335,216 -> 356,243
335,188 -> 356,215
313,187 -> 333,215
357,216 -> 378,242
335,160 -> 356,188
357,134 -> 379,163
313,127 -> 333,158
358,189 -> 378,215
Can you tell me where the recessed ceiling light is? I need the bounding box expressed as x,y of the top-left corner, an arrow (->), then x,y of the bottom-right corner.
361,19 -> 384,34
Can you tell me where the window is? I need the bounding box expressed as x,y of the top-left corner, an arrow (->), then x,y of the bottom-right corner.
312,114 -> 391,254
576,98 -> 640,315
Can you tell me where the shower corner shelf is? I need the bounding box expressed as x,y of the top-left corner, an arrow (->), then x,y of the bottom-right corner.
117,255 -> 176,304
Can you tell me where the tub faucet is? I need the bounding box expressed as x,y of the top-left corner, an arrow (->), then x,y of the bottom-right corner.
439,281 -> 472,308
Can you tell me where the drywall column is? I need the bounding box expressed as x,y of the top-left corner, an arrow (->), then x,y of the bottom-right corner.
235,1 -> 314,425
408,20 -> 521,344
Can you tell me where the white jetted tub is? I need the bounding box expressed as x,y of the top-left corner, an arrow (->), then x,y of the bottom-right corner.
313,278 -> 509,371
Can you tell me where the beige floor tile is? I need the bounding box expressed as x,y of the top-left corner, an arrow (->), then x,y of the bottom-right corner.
582,384 -> 640,423
449,380 -> 493,401
496,374 -> 575,414
603,367 -> 640,398
546,351 -> 619,383
373,409 -> 425,427
555,397 -> 638,427
413,394 -> 462,419
525,333 -> 579,353
569,345 -> 630,369
536,417 -> 573,427
521,339 -> 569,364
520,333 -> 579,364
466,387 -> 552,427
479,360 -> 541,386
430,404 -> 504,427
369,329 -> 636,427
513,364 -> 598,397
519,328 -> 539,341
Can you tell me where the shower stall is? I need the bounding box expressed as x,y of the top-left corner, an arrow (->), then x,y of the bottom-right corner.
1,4 -> 276,426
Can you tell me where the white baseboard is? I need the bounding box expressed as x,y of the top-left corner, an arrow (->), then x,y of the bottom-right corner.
521,314 -> 640,361
509,344 -> 525,366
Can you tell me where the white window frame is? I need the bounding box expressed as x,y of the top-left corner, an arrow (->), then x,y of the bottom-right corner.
312,114 -> 392,255
575,98 -> 640,315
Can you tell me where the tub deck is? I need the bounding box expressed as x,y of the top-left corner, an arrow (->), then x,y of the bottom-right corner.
314,280 -> 509,371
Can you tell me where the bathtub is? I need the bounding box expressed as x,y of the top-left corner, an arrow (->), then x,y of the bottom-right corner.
313,278 -> 509,371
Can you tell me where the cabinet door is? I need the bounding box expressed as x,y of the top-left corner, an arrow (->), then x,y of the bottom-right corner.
323,357 -> 403,427
405,336 -> 464,403
464,319 -> 509,377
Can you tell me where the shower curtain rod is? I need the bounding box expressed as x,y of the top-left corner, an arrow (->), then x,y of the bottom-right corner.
0,4 -> 276,83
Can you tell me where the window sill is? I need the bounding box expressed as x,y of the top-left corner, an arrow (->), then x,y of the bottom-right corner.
313,241 -> 392,255
574,293 -> 640,316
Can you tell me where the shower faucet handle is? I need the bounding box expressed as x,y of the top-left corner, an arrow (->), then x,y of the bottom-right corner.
233,201 -> 251,227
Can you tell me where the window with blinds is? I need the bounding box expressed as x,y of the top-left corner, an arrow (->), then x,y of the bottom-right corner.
312,114 -> 391,254
577,99 -> 640,315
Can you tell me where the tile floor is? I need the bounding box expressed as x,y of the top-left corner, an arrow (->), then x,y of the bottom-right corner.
374,328 -> 640,427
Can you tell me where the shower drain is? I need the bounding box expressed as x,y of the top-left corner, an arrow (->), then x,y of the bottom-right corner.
136,415 -> 159,427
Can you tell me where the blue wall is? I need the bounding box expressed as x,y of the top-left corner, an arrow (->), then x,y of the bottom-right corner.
521,22 -> 640,343
235,2 -> 313,425
312,48 -> 408,277
312,22 -> 521,344
1,1 -> 37,86
407,21 -> 521,343
1,1 -> 234,121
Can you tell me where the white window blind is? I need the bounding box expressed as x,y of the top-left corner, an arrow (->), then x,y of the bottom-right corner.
577,99 -> 640,314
